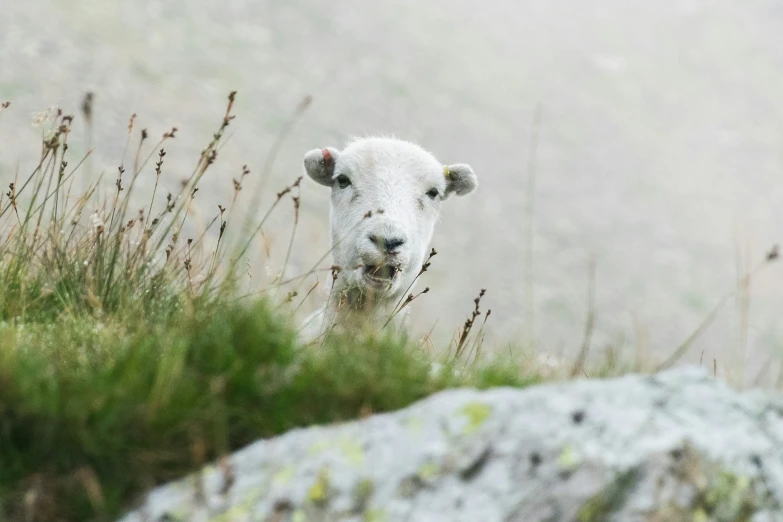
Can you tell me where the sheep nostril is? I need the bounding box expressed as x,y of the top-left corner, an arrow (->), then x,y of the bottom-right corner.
369,235 -> 404,252
385,238 -> 405,252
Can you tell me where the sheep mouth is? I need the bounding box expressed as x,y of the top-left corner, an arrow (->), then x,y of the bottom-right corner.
363,264 -> 401,284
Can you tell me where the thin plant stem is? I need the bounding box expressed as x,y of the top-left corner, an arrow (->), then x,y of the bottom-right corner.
570,255 -> 596,378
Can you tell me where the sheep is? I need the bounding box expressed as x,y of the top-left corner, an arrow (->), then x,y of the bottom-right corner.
298,137 -> 478,343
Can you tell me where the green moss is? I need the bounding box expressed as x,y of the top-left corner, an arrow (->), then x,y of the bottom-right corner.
674,444 -> 764,521
308,439 -> 331,455
417,461 -> 440,481
338,437 -> 366,466
557,444 -> 580,471
703,470 -> 754,520
459,402 -> 492,434
406,416 -> 424,433
579,446 -> 771,522
308,467 -> 331,504
210,486 -> 265,522
577,468 -> 640,522
210,504 -> 250,522
160,509 -> 189,522
364,508 -> 388,522
353,478 -> 375,511
693,508 -> 709,522
696,469 -> 759,522
273,466 -> 295,485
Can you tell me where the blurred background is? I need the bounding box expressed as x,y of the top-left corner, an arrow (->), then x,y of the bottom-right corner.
2,0 -> 783,381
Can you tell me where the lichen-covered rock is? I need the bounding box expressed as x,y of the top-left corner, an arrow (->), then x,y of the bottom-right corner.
117,367 -> 783,522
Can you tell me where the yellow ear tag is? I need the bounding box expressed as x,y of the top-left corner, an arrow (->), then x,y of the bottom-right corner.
443,166 -> 450,178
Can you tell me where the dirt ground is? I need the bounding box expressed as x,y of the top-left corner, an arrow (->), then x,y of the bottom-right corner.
3,0 -> 783,383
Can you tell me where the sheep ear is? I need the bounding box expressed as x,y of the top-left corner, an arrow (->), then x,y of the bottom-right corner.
443,164 -> 478,197
304,147 -> 341,187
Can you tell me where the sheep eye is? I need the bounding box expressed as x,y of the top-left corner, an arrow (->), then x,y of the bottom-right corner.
426,188 -> 440,200
335,175 -> 352,189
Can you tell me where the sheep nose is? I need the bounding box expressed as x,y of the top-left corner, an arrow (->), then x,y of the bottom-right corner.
368,234 -> 405,253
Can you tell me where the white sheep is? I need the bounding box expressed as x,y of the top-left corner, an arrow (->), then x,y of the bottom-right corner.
299,137 -> 478,343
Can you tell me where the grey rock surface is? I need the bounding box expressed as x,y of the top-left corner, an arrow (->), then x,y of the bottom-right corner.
118,367 -> 783,522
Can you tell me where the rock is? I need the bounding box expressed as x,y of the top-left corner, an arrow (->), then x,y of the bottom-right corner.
117,367 -> 783,522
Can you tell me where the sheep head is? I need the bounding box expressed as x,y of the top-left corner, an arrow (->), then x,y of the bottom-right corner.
304,137 -> 478,303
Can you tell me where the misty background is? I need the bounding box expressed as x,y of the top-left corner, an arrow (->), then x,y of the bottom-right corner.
2,0 -> 783,382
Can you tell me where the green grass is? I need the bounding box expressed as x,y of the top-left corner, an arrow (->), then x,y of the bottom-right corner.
0,301 -> 535,521
0,94 -> 540,521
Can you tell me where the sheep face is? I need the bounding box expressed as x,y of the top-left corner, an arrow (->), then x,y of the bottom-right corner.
305,137 -> 478,301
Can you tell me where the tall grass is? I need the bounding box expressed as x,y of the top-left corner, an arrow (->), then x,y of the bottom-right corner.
0,93 -> 538,521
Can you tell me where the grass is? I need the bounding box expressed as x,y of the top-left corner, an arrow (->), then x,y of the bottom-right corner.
0,94 -> 540,521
